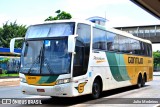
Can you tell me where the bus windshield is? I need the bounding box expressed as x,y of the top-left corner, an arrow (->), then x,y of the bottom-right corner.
20,38 -> 71,75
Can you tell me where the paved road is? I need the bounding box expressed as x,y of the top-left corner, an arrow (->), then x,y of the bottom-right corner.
0,74 -> 160,107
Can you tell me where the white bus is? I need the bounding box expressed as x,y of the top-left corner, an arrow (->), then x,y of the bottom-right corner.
10,19 -> 153,99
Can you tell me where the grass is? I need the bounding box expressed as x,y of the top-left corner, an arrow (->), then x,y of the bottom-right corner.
0,73 -> 19,77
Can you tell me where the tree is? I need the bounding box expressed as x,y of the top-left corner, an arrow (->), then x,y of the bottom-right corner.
0,21 -> 27,48
45,10 -> 72,21
153,51 -> 160,67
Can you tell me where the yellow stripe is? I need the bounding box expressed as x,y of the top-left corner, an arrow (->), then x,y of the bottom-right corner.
123,55 -> 153,85
25,76 -> 41,85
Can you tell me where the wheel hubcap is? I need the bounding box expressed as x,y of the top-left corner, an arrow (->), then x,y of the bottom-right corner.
93,84 -> 99,95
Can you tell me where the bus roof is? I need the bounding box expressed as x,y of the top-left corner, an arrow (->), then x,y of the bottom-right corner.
29,19 -> 152,44
30,19 -> 93,27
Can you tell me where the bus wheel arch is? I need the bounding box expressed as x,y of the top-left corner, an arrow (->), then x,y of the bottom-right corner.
91,76 -> 103,99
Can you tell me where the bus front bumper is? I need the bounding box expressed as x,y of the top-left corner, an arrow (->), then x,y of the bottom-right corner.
20,82 -> 75,97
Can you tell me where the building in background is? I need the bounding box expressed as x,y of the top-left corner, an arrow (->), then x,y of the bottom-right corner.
0,48 -> 21,73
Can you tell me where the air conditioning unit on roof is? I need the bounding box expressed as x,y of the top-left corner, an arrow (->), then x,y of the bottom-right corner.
87,16 -> 108,26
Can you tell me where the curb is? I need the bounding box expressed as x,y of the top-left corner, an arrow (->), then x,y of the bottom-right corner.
0,76 -> 19,79
0,78 -> 20,82
153,74 -> 160,76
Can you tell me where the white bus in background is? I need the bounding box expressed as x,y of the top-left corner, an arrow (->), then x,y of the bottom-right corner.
10,19 -> 153,99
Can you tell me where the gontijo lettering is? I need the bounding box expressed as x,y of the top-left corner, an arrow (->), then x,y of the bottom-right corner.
128,57 -> 143,64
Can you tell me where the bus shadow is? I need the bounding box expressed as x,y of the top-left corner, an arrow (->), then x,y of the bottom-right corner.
40,85 -> 149,106
101,85 -> 149,98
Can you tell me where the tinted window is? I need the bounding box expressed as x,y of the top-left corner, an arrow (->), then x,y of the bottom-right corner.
129,38 -> 141,54
26,23 -> 75,38
144,43 -> 149,56
92,29 -> 152,57
146,43 -> 152,57
139,42 -> 145,55
73,23 -> 91,77
119,35 -> 128,53
107,32 -> 119,51
93,28 -> 107,50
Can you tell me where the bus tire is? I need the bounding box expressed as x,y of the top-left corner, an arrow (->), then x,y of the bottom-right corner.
142,73 -> 147,87
91,79 -> 101,99
137,74 -> 142,88
51,96 -> 57,99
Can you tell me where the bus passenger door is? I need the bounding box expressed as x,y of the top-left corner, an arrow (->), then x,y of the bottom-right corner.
73,44 -> 84,77
72,23 -> 91,94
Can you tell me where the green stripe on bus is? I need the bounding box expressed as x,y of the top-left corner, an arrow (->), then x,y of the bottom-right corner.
119,54 -> 130,80
38,76 -> 58,84
106,52 -> 130,81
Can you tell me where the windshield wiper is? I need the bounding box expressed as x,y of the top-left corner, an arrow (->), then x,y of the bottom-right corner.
28,46 -> 53,75
28,47 -> 42,74
43,57 -> 52,74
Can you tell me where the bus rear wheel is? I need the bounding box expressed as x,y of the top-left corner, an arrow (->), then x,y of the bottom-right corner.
91,79 -> 101,99
142,74 -> 147,87
137,74 -> 142,88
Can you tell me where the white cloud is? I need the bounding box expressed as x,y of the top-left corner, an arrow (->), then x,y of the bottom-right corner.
0,14 -> 10,27
16,16 -> 45,26
66,0 -> 127,10
64,0 -> 128,19
0,13 -> 45,27
106,15 -> 160,27
0,0 -> 159,28
153,44 -> 160,52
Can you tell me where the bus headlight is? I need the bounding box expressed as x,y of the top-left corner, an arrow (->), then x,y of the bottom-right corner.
56,78 -> 70,85
20,77 -> 27,83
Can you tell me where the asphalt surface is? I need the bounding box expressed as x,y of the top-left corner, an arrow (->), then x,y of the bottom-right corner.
0,72 -> 160,107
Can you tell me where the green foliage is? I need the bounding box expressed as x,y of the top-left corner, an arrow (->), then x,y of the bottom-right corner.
153,51 -> 160,66
45,10 -> 72,21
2,70 -> 7,74
0,58 -> 10,63
55,9 -> 61,14
0,73 -> 19,77
0,21 -> 27,48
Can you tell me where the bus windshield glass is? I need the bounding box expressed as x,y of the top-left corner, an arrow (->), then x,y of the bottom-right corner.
20,38 -> 71,75
25,22 -> 75,38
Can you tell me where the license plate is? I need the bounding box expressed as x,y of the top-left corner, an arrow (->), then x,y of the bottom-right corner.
37,89 -> 45,92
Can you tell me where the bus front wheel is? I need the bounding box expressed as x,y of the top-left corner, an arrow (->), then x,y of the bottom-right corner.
91,79 -> 101,99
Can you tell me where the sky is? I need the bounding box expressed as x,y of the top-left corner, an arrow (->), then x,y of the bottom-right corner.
0,0 -> 160,50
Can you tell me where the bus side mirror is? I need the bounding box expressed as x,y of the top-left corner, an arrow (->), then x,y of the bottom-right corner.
10,37 -> 24,54
68,35 -> 78,53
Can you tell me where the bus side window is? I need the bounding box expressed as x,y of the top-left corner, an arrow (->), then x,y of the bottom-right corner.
140,42 -> 144,55
149,44 -> 152,57
73,23 -> 91,77
93,28 -> 107,50
147,43 -> 152,57
107,32 -> 118,52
